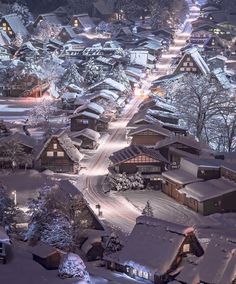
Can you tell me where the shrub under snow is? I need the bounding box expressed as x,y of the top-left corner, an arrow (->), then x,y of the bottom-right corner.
109,172 -> 144,191
58,253 -> 90,282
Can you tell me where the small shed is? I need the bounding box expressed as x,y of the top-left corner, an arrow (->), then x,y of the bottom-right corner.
31,242 -> 62,270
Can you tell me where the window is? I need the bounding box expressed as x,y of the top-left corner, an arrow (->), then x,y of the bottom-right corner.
187,57 -> 191,61
180,67 -> 185,71
189,62 -> 193,66
57,151 -> 64,157
133,269 -> 137,276
53,143 -> 57,149
192,67 -> 197,72
3,23 -> 6,27
47,151 -> 54,157
186,67 -> 191,71
74,19 -> 78,27
183,243 -> 190,253
138,271 -> 143,278
143,271 -> 149,280
183,62 -> 188,67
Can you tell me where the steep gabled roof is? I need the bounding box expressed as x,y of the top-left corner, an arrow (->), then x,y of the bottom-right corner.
0,132 -> 35,149
1,14 -> 28,37
35,13 -> 62,25
109,145 -> 168,165
71,14 -> 95,30
128,124 -> 172,138
175,47 -> 210,75
69,128 -> 100,142
112,216 -> 194,275
155,136 -> 203,151
75,102 -> 105,115
37,132 -> 83,163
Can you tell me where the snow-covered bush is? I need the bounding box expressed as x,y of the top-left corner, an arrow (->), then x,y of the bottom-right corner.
109,172 -> 144,191
104,232 -> 123,255
8,2 -> 33,25
58,253 -> 90,282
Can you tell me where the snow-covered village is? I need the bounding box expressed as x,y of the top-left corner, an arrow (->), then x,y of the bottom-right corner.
0,0 -> 236,283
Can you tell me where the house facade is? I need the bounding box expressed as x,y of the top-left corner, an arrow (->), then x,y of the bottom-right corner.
37,132 -> 83,173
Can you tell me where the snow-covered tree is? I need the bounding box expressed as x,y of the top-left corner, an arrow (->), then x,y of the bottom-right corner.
60,64 -> 84,87
8,2 -> 33,25
1,139 -> 33,170
109,172 -> 144,191
58,253 -> 90,282
28,97 -> 57,135
34,21 -> 61,41
84,59 -> 104,85
0,186 -> 16,226
104,232 -> 123,255
163,74 -> 233,143
142,201 -> 154,217
41,214 -> 73,250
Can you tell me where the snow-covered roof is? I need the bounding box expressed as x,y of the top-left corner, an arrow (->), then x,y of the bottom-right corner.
88,89 -> 119,102
180,177 -> 236,202
75,102 -> 105,115
156,136 -> 203,151
70,128 -> 100,142
70,111 -> 100,120
0,132 -> 35,149
72,14 -> 95,30
211,68 -> 232,90
0,227 -> 10,244
1,14 -> 28,37
178,47 -> 210,75
31,242 -> 58,258
128,124 -> 172,138
144,40 -> 162,51
88,78 -> 126,93
197,237 -> 236,284
110,145 -> 169,165
115,216 -> 194,276
35,13 -> 62,25
37,132 -> 83,163
61,25 -> 77,38
162,169 -> 202,185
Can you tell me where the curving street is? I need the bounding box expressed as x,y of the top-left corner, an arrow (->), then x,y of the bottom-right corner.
75,2 -> 203,233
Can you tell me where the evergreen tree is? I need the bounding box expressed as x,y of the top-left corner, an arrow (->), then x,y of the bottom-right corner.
142,201 -> 154,217
105,232 -> 123,254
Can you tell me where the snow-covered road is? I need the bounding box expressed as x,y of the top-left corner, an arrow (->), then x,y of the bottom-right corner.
75,2 -> 203,233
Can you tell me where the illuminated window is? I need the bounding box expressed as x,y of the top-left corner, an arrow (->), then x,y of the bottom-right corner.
133,269 -> 137,276
183,243 -> 190,253
46,151 -> 54,157
189,62 -> 193,66
3,23 -> 6,27
53,143 -> 57,149
143,271 -> 149,279
74,19 -> 78,27
183,62 -> 188,67
186,57 -> 191,61
57,151 -> 64,157
138,271 -> 143,278
180,67 -> 185,71
186,67 -> 191,71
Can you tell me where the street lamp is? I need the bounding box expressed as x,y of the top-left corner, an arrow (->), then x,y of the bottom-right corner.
12,190 -> 17,205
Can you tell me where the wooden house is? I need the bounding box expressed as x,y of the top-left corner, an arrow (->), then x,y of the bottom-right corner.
36,132 -> 83,173
69,128 -> 100,149
189,28 -> 213,44
69,14 -> 95,31
75,102 -> 105,116
128,125 -> 172,146
92,0 -> 116,21
57,26 -> 77,43
70,111 -> 108,132
88,78 -> 126,94
31,242 -> 62,270
0,14 -> 28,39
162,158 -> 236,215
33,13 -> 63,28
105,216 -> 204,284
174,47 -> 210,75
203,35 -> 226,56
155,136 -> 207,167
109,145 -> 168,185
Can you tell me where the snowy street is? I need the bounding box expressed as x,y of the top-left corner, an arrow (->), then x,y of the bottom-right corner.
74,2 -> 207,233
